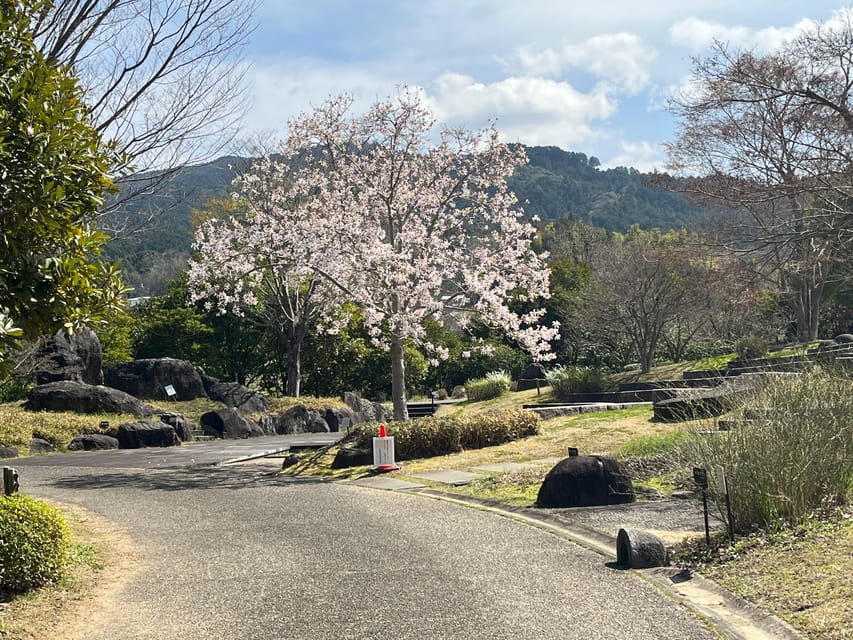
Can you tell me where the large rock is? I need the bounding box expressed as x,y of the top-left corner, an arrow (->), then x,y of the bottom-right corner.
68,434 -> 119,451
200,408 -> 264,439
158,412 -> 194,442
342,392 -> 387,424
0,446 -> 19,459
834,333 -> 853,344
325,407 -> 356,433
521,362 -> 547,380
25,381 -> 153,416
330,447 -> 372,469
207,381 -> 269,413
117,421 -> 180,448
262,406 -> 330,435
34,328 -> 103,385
536,455 -> 635,508
28,438 -> 56,454
104,358 -> 207,401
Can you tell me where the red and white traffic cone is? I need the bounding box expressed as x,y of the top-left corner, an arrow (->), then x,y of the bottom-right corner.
373,423 -> 399,472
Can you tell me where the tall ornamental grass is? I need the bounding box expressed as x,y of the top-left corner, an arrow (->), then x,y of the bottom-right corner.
680,370 -> 853,533
465,370 -> 511,401
546,366 -> 607,400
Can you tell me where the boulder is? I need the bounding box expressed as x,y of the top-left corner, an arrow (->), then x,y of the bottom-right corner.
158,412 -> 194,442
325,407 -> 356,433
263,406 -> 330,435
330,447 -> 372,469
28,438 -> 55,454
200,408 -> 264,439
34,328 -> 103,385
342,392 -> 388,423
834,333 -> 853,344
25,381 -> 154,416
536,455 -> 635,508
68,434 -> 119,451
117,421 -> 180,448
0,446 -> 19,459
207,381 -> 269,413
521,362 -> 547,380
104,358 -> 207,401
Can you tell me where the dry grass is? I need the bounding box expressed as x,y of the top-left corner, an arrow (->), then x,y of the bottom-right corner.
693,513 -> 853,640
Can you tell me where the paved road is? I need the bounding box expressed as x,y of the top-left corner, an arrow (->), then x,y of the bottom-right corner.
19,459 -> 717,640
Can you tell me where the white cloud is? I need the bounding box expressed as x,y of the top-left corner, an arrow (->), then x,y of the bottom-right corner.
604,140 -> 666,172
511,32 -> 657,94
242,59 -> 398,138
426,73 -> 617,148
669,16 -> 817,53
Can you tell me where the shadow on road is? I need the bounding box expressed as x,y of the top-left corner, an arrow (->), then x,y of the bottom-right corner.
46,466 -> 328,493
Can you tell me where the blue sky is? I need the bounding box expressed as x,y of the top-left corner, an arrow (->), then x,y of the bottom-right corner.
239,1 -> 848,171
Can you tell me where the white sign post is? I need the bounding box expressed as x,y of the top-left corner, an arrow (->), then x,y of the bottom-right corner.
164,384 -> 177,400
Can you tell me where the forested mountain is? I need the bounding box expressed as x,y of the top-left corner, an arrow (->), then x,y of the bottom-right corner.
104,146 -> 710,295
509,146 -> 708,230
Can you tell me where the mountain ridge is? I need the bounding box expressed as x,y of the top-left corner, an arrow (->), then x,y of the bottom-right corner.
104,145 -> 708,295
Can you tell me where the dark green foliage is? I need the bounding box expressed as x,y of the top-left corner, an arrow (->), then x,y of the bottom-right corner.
0,0 -> 126,366
508,146 -> 708,231
0,494 -> 71,592
351,409 -> 539,460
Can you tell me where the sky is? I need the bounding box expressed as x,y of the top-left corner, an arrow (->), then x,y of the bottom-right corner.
240,1 -> 848,172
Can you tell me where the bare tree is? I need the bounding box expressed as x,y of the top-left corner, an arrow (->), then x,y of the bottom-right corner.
589,234 -> 710,373
31,0 -> 258,227
665,13 -> 853,340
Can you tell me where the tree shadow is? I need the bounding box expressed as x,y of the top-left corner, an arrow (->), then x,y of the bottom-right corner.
46,466 -> 328,493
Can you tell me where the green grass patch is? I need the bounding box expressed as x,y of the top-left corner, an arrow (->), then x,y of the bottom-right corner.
617,430 -> 688,458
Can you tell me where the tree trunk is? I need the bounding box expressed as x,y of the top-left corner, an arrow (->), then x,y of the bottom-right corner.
390,333 -> 408,421
285,320 -> 308,397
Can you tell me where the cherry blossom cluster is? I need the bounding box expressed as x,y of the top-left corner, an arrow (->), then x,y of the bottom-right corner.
190,88 -> 559,362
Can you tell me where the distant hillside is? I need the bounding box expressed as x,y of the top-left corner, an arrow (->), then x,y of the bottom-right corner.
509,146 -> 707,230
104,146 -> 709,295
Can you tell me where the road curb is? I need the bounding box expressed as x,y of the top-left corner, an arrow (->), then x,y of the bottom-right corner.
384,486 -> 804,640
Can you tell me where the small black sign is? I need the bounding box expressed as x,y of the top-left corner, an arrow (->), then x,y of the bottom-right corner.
693,467 -> 708,488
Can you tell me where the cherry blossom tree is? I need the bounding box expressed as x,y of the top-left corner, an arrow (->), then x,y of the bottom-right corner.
188,174 -> 343,397
195,89 -> 557,419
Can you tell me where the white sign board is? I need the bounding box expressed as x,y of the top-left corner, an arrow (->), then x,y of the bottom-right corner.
164,384 -> 177,398
373,436 -> 397,469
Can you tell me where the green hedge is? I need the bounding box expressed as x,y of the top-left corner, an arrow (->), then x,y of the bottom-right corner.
0,494 -> 71,592
352,409 -> 539,460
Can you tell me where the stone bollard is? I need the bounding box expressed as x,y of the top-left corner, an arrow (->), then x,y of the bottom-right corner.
1,466 -> 20,496
616,528 -> 668,569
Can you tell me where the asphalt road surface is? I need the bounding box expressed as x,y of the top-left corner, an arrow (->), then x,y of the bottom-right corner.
19,458 -> 717,640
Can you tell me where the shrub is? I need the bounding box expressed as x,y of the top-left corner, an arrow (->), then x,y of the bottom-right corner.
735,335 -> 768,361
351,409 -> 539,460
465,370 -> 510,402
546,366 -> 608,401
0,494 -> 71,592
679,369 -> 853,533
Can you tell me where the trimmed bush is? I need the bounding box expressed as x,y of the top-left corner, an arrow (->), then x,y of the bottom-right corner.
465,370 -> 511,402
546,366 -> 608,401
680,369 -> 853,533
0,494 -> 71,592
735,335 -> 768,360
351,409 -> 539,460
